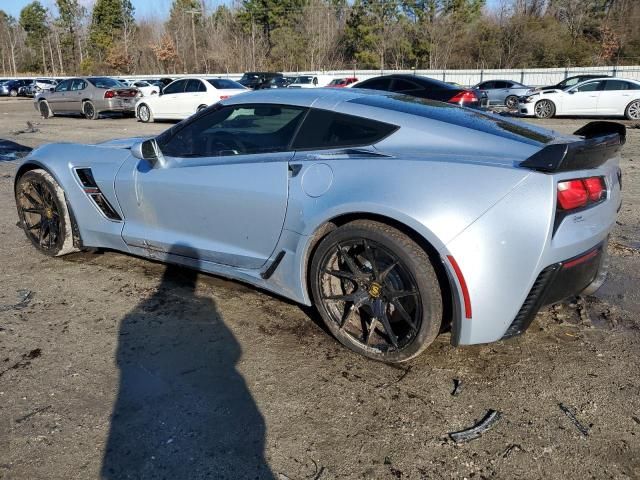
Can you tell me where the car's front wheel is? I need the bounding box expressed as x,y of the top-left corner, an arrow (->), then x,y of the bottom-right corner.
9,88 -> 18,97
310,220 -> 442,363
38,100 -> 53,119
505,95 -> 518,109
137,103 -> 153,123
624,99 -> 640,120
534,99 -> 555,119
15,169 -> 78,257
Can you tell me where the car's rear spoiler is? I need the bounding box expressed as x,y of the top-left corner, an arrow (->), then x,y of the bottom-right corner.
520,121 -> 625,173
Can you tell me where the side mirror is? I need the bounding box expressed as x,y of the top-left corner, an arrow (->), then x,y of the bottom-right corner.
131,139 -> 166,168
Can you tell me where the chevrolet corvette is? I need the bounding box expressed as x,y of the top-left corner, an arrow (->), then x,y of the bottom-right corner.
14,88 -> 624,363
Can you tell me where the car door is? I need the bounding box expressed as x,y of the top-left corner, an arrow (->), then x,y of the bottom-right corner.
68,79 -> 88,112
182,79 -> 207,116
47,79 -> 72,112
115,103 -> 308,269
155,79 -> 187,117
597,79 -> 635,115
562,80 -> 604,114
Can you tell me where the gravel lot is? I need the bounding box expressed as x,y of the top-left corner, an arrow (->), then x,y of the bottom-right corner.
1,97 -> 639,480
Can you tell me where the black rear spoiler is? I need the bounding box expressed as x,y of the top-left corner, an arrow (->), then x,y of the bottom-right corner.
520,121 -> 625,173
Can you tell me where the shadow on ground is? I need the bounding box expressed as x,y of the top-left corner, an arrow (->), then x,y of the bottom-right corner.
101,245 -> 274,479
0,139 -> 31,161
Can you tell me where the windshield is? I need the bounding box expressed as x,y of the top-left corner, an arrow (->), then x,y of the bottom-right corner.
293,76 -> 314,84
207,79 -> 245,89
88,77 -> 125,89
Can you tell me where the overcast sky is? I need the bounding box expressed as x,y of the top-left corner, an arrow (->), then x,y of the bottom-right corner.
2,0 -> 502,20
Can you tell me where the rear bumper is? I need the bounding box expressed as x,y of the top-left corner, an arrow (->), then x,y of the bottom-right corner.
501,242 -> 608,339
99,98 -> 137,112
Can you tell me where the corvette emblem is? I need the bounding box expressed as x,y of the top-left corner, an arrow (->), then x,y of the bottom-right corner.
368,282 -> 382,298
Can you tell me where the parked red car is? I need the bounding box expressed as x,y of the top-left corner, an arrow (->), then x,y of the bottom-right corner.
326,77 -> 359,88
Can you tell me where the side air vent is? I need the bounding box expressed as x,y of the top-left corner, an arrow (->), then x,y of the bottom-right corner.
74,168 -> 122,221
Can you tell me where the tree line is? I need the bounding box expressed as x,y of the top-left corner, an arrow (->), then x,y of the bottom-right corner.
1,0 -> 639,77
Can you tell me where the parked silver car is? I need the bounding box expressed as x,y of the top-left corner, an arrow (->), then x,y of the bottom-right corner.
473,80 -> 533,108
34,77 -> 140,120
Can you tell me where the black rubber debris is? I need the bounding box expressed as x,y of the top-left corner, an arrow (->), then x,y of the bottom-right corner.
448,410 -> 502,443
0,290 -> 33,312
451,378 -> 463,396
0,139 -> 32,161
559,403 -> 590,436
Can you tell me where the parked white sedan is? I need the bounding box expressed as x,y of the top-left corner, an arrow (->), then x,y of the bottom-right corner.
135,78 -> 248,122
127,80 -> 160,97
519,77 -> 640,119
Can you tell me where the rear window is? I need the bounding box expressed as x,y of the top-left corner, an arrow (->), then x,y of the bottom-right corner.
292,109 -> 398,150
349,94 -> 554,146
88,77 -> 124,89
207,79 -> 245,89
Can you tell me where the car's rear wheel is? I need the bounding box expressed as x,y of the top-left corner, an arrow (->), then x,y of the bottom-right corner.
39,100 -> 52,119
15,169 -> 77,257
624,100 -> 640,120
534,99 -> 555,119
83,101 -> 99,120
137,103 -> 153,123
505,95 -> 518,109
197,104 -> 208,113
310,220 -> 442,363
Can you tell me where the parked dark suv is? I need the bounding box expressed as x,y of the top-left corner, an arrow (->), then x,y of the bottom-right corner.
238,72 -> 283,90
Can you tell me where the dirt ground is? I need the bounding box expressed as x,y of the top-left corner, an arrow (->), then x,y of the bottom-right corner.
0,97 -> 639,480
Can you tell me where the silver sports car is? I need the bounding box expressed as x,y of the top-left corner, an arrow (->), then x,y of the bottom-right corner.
14,88 -> 624,363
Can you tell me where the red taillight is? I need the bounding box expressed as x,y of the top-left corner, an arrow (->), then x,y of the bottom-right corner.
104,90 -> 115,99
557,177 -> 605,211
449,90 -> 478,104
219,95 -> 230,100
583,177 -> 605,202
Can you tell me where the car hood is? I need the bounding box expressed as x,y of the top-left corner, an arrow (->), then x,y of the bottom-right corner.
95,137 -> 151,149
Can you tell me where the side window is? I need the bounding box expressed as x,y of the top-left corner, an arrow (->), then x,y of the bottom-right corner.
163,80 -> 187,94
480,81 -> 496,89
186,79 -> 206,93
574,81 -> 603,92
603,80 -> 630,91
55,80 -> 71,92
157,104 -> 307,158
292,109 -> 398,150
563,77 -> 580,88
391,79 -> 420,92
71,79 -> 86,91
493,81 -> 508,89
355,77 -> 393,91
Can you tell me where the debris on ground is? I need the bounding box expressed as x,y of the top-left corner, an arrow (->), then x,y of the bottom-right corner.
0,139 -> 32,161
15,405 -> 52,424
502,444 -> 524,458
11,121 -> 39,135
0,289 -> 33,312
451,378 -> 463,396
448,410 -> 502,443
0,348 -> 42,378
559,403 -> 590,436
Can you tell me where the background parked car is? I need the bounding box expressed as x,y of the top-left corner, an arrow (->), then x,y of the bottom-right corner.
537,74 -> 611,91
352,74 -> 488,109
518,77 -> 640,119
30,78 -> 59,96
268,76 -> 295,88
127,80 -> 160,97
1,79 -> 33,97
472,80 -> 532,108
326,77 -> 358,87
135,77 -> 247,122
18,80 -> 35,96
238,72 -> 283,89
35,77 -> 139,120
288,75 -> 319,88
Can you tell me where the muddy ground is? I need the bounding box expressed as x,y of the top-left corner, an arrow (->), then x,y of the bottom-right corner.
0,97 -> 639,480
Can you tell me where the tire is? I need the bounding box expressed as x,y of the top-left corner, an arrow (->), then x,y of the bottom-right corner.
83,101 -> 99,120
505,95 -> 518,109
310,220 -> 443,363
39,100 -> 53,119
197,104 -> 208,113
534,99 -> 555,119
137,103 -> 153,123
9,89 -> 18,97
624,99 -> 640,120
15,169 -> 78,257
